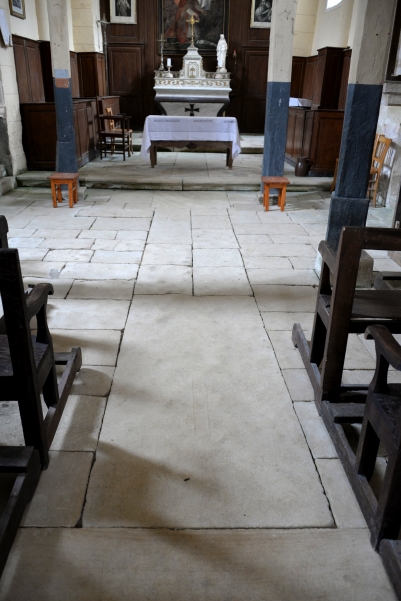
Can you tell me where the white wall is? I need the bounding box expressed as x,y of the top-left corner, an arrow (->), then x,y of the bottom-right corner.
312,0 -> 354,53
35,0 -> 49,40
9,0 -> 39,39
71,0 -> 102,53
0,0 -> 26,174
293,0 -> 319,57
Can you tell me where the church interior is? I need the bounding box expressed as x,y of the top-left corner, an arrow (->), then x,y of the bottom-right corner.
1,0 -> 401,599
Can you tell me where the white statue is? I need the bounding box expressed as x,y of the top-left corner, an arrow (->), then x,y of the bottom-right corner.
216,34 -> 228,73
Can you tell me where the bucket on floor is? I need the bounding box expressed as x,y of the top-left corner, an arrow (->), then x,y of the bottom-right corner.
295,157 -> 313,177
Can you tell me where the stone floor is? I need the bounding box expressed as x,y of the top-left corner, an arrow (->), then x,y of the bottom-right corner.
0,176 -> 399,600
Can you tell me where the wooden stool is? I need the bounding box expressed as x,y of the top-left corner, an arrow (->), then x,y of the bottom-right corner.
48,173 -> 79,209
261,176 -> 289,212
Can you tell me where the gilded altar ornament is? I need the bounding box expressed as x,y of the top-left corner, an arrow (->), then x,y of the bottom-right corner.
186,14 -> 200,47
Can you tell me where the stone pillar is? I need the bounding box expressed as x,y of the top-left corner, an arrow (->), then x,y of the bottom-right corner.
327,0 -> 397,250
262,0 -> 298,179
46,0 -> 77,173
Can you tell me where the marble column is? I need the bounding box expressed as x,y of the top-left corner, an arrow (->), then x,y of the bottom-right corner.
262,0 -> 298,179
46,0 -> 78,174
326,0 -> 397,250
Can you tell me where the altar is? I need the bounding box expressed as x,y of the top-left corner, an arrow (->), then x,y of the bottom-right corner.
154,32 -> 231,118
140,116 -> 241,169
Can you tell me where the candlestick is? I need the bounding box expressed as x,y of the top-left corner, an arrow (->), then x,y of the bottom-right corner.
167,58 -> 172,67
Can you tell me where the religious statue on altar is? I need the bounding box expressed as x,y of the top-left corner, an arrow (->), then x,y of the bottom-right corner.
154,16 -> 231,118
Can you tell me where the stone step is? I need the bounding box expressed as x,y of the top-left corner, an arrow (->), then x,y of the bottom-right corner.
0,176 -> 16,196
16,171 -> 332,192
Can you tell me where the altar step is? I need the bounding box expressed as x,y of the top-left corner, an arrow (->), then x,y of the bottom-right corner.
16,171 -> 332,192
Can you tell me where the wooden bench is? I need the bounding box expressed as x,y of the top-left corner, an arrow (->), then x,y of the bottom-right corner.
0,248 -> 82,468
261,176 -> 289,212
48,173 -> 79,209
321,325 -> 401,551
292,226 -> 401,411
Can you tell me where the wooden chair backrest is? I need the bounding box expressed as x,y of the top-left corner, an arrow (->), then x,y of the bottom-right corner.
371,134 -> 392,173
0,216 -> 8,249
105,107 -> 115,131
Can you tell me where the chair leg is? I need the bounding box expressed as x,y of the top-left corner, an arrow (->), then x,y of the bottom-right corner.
264,185 -> 270,211
57,185 -> 62,204
280,186 -> 287,212
51,182 -> 57,208
68,183 -> 73,209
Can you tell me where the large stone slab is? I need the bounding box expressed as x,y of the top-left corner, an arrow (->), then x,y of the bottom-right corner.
0,528 -> 395,600
27,216 -> 95,230
67,279 -> 134,300
51,329 -> 121,365
60,262 -> 138,280
47,299 -> 130,330
294,402 -> 337,458
91,217 -> 151,231
194,267 -> 252,296
20,451 -> 93,527
50,395 -> 107,451
91,250 -> 142,264
253,285 -> 317,312
193,249 -> 243,267
247,268 -> 318,286
135,265 -> 193,295
192,229 -> 239,249
84,295 -> 331,528
142,244 -> 192,266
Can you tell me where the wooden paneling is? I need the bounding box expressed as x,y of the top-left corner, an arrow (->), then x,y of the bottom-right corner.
39,42 -> 83,101
286,107 -> 307,159
291,57 -> 306,98
107,45 -> 144,128
302,109 -> 344,175
78,53 -> 106,98
20,99 -> 100,170
338,48 -> 352,110
303,55 -> 318,100
240,50 -> 269,132
12,36 -> 45,103
313,47 -> 345,109
70,52 -> 80,98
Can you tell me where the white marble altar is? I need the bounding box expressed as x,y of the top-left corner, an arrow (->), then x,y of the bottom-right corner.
154,44 -> 231,118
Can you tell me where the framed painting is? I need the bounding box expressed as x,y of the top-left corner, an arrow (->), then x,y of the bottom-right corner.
9,0 -> 25,20
110,0 -> 137,24
250,0 -> 272,28
160,0 -> 228,54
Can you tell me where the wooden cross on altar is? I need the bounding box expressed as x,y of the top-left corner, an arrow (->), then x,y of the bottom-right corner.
186,14 -> 199,46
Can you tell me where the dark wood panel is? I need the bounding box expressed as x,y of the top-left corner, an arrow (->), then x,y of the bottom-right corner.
240,49 -> 269,132
107,45 -> 143,127
313,46 -> 345,109
20,99 -> 101,170
70,53 -> 80,98
338,48 -> 352,110
309,110 -> 344,172
12,36 -> 45,103
286,107 -> 306,160
291,57 -> 306,98
78,53 -> 106,98
303,55 -> 317,100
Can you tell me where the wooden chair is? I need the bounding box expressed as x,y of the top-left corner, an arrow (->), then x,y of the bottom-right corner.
321,325 -> 401,550
0,447 -> 41,577
292,226 -> 401,412
98,104 -> 132,161
261,176 -> 289,212
0,248 -> 82,468
367,134 -> 392,207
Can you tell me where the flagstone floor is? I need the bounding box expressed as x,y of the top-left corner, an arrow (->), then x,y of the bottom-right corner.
0,176 -> 399,600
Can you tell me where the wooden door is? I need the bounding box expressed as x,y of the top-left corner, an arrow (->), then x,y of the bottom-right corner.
240,50 -> 269,133
107,45 -> 144,128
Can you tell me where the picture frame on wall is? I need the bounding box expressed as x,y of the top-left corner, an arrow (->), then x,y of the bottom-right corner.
160,0 -> 228,54
9,0 -> 25,20
250,0 -> 272,28
110,0 -> 137,24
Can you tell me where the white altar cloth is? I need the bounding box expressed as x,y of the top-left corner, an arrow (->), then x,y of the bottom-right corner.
141,116 -> 242,160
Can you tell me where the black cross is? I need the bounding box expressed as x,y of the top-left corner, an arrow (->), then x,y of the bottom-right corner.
185,104 -> 200,117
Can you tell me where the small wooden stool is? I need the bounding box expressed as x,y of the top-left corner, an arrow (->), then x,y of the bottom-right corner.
48,173 -> 79,209
261,176 -> 290,212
